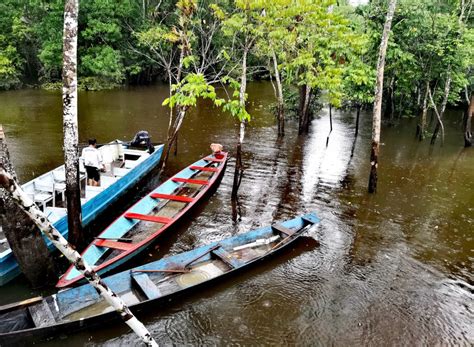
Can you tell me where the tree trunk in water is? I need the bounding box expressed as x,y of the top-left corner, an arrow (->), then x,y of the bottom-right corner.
174,133 -> 178,156
0,126 -> 57,287
326,104 -> 333,147
272,50 -> 285,136
384,77 -> 394,121
299,85 -> 312,134
231,47 -> 248,217
298,84 -> 305,132
162,107 -> 187,171
0,169 -> 158,346
62,0 -> 83,248
431,73 -> 451,145
355,104 -> 361,137
464,94 -> 473,147
427,87 -> 446,147
416,84 -> 421,109
417,81 -> 429,141
368,0 -> 397,194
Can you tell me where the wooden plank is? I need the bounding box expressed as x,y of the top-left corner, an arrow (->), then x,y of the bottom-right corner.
150,193 -> 194,203
124,212 -> 172,224
94,239 -> 135,251
132,273 -> 162,300
212,247 -> 245,269
189,165 -> 219,172
271,224 -> 295,237
28,301 -> 56,328
172,177 -> 209,185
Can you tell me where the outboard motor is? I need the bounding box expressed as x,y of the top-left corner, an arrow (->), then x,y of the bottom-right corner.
130,130 -> 154,154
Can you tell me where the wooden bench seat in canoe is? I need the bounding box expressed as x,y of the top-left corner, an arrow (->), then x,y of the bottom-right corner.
149,193 -> 194,203
94,239 -> 135,251
171,177 -> 209,185
189,165 -> 219,172
28,301 -> 56,328
271,224 -> 296,237
212,247 -> 245,269
132,273 -> 162,300
124,212 -> 172,224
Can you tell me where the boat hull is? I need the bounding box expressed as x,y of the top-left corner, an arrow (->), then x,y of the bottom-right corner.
57,153 -> 228,288
0,213 -> 319,344
0,144 -> 164,285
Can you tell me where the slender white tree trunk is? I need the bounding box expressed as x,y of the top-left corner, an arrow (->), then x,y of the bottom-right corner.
272,50 -> 285,136
418,81 -> 429,140
428,87 -> 446,147
59,2 -> 157,344
0,169 -> 158,346
430,72 -> 451,145
231,46 -> 248,207
62,0 -> 83,247
368,0 -> 397,193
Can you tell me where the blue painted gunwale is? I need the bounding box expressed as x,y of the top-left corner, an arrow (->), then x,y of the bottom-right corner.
57,152 -> 228,288
0,213 -> 319,344
0,143 -> 164,286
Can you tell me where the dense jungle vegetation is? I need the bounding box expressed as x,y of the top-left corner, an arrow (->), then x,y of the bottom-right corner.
0,0 -> 472,137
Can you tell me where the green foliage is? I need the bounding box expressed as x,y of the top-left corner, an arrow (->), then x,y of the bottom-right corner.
80,46 -> 124,84
0,35 -> 22,89
0,0 -> 470,110
163,73 -> 250,122
359,0 -> 473,115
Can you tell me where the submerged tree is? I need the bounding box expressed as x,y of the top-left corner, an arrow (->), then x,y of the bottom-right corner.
368,0 -> 397,194
280,0 -> 358,134
213,0 -> 262,215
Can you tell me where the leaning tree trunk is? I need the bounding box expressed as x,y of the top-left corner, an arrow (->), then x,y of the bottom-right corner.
62,0 -> 83,248
427,87 -> 446,147
417,81 -> 429,141
0,126 -> 56,287
0,169 -> 158,346
231,46 -> 248,216
431,72 -> 451,145
162,106 -> 187,170
272,50 -> 285,136
464,94 -> 473,147
368,0 -> 397,194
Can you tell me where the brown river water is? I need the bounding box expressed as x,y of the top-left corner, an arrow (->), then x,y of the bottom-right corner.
0,83 -> 472,346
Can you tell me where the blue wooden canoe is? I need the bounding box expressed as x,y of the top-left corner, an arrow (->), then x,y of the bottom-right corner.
0,141 -> 164,285
56,152 -> 229,288
0,212 -> 319,344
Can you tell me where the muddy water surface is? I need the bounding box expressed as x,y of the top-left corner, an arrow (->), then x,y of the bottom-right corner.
0,83 -> 472,346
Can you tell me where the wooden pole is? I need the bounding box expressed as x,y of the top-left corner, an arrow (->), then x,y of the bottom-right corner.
0,168 -> 158,346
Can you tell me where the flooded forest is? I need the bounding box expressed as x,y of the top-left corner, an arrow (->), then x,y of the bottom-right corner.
0,0 -> 472,346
